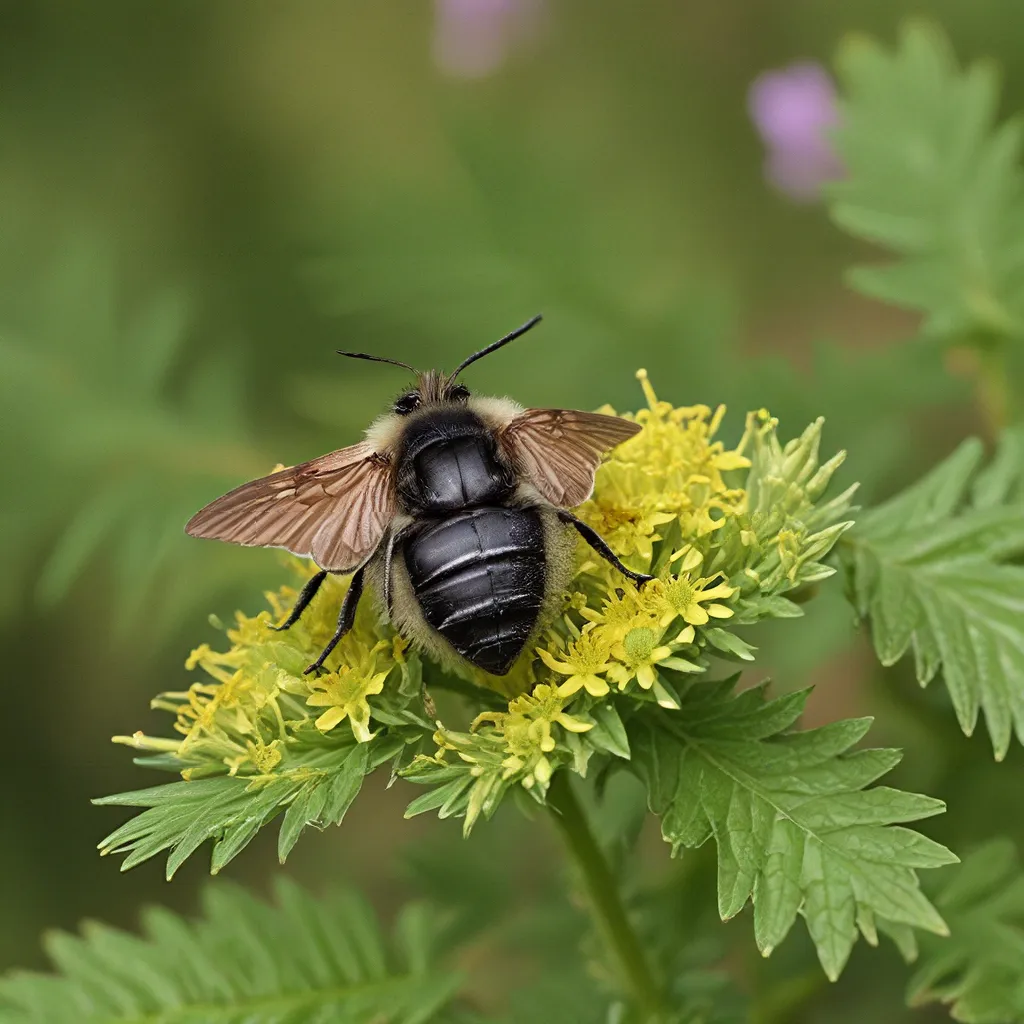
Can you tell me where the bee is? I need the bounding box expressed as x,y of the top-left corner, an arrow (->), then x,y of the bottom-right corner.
186,315 -> 652,677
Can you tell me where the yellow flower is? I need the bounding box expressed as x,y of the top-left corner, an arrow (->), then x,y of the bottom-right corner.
245,737 -> 282,774
653,573 -> 737,627
608,626 -> 675,690
306,666 -> 388,742
473,684 -> 592,788
580,587 -> 659,644
537,632 -> 614,697
587,372 -> 750,546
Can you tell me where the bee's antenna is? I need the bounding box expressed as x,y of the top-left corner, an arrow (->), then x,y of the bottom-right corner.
336,351 -> 417,373
448,314 -> 543,381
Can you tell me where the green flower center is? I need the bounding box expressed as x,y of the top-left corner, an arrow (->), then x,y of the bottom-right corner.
664,576 -> 696,611
623,627 -> 659,662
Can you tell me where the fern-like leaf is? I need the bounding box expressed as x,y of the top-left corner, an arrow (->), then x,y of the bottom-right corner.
0,879 -> 463,1024
629,677 -> 957,981
0,232 -> 275,633
842,428 -> 1024,758
909,839 -> 1024,1023
829,21 -> 1024,341
94,733 -> 403,878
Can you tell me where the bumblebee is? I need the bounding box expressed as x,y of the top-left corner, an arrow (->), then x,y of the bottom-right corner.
186,316 -> 651,676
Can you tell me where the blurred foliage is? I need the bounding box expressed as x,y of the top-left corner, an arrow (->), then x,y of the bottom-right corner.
831,21 -> 1024,345
910,840 -> 1024,1022
0,233 -> 277,634
0,879 -> 467,1024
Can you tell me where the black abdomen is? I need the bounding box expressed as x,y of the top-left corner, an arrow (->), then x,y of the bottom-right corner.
403,507 -> 546,676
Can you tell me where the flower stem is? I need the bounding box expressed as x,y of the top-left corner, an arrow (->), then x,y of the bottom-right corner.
546,771 -> 666,1021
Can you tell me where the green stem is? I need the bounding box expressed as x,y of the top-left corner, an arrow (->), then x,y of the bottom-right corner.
546,771 -> 666,1021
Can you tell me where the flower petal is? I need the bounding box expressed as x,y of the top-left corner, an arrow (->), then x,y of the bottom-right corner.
314,707 -> 346,732
683,604 -> 710,625
537,648 -> 575,675
674,625 -> 696,645
557,676 -> 585,697
555,713 -> 594,734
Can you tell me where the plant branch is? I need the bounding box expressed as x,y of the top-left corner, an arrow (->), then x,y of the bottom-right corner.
547,771 -> 666,1022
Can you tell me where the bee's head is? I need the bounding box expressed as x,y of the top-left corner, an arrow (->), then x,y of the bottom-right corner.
391,371 -> 471,415
337,315 -> 542,414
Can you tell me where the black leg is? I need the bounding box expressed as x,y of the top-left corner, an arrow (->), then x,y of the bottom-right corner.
271,569 -> 329,631
557,510 -> 655,587
382,524 -> 411,617
304,566 -> 366,675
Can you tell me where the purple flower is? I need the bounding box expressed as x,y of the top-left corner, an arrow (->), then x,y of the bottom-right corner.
748,62 -> 843,202
432,0 -> 543,80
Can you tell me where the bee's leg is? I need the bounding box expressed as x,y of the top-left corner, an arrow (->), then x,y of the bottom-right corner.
382,524 -> 412,618
271,569 -> 329,631
557,510 -> 655,588
304,566 -> 366,675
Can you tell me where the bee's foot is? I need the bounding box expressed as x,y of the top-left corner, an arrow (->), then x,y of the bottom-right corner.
633,573 -> 656,589
303,660 -> 327,676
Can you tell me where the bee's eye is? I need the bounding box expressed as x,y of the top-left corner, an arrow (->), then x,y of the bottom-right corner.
448,383 -> 470,402
393,393 -> 421,416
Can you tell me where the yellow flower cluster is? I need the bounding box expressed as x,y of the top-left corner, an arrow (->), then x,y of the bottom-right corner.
114,573 -> 401,778
473,684 -> 593,788
450,372 -> 763,791
115,371 -> 851,818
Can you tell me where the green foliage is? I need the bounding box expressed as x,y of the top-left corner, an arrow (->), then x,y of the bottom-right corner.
0,879 -> 464,1024
843,427 -> 1024,758
94,736 -> 394,878
830,20 -> 1024,343
94,579 -> 438,877
629,677 -> 957,981
909,840 -> 1024,1022
0,233 -> 275,632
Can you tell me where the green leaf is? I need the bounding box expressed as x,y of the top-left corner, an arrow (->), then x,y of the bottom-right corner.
0,879 -> 464,1024
909,840 -> 1024,1022
94,738 -> 382,878
401,738 -> 520,838
829,21 -> 1024,341
629,679 -> 957,982
842,431 -> 1024,758
0,231 -> 276,635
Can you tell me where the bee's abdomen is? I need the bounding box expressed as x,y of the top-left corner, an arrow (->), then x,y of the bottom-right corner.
403,507 -> 546,676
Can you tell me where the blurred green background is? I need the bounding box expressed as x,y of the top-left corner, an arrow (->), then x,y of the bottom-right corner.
3,2 -> 1024,1019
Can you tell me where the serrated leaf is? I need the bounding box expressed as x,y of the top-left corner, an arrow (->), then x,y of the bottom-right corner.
94,737 -> 378,877
909,840 -> 1024,1022
843,433 -> 1024,758
629,680 -> 956,981
829,21 -> 1024,341
0,879 -> 463,1024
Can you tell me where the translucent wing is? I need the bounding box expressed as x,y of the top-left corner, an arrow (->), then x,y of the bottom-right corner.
185,441 -> 395,571
502,409 -> 641,507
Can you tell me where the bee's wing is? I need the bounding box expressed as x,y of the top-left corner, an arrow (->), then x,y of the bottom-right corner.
185,441 -> 395,571
502,409 -> 641,507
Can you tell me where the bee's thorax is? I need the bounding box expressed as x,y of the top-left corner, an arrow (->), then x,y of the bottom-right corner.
396,408 -> 515,513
